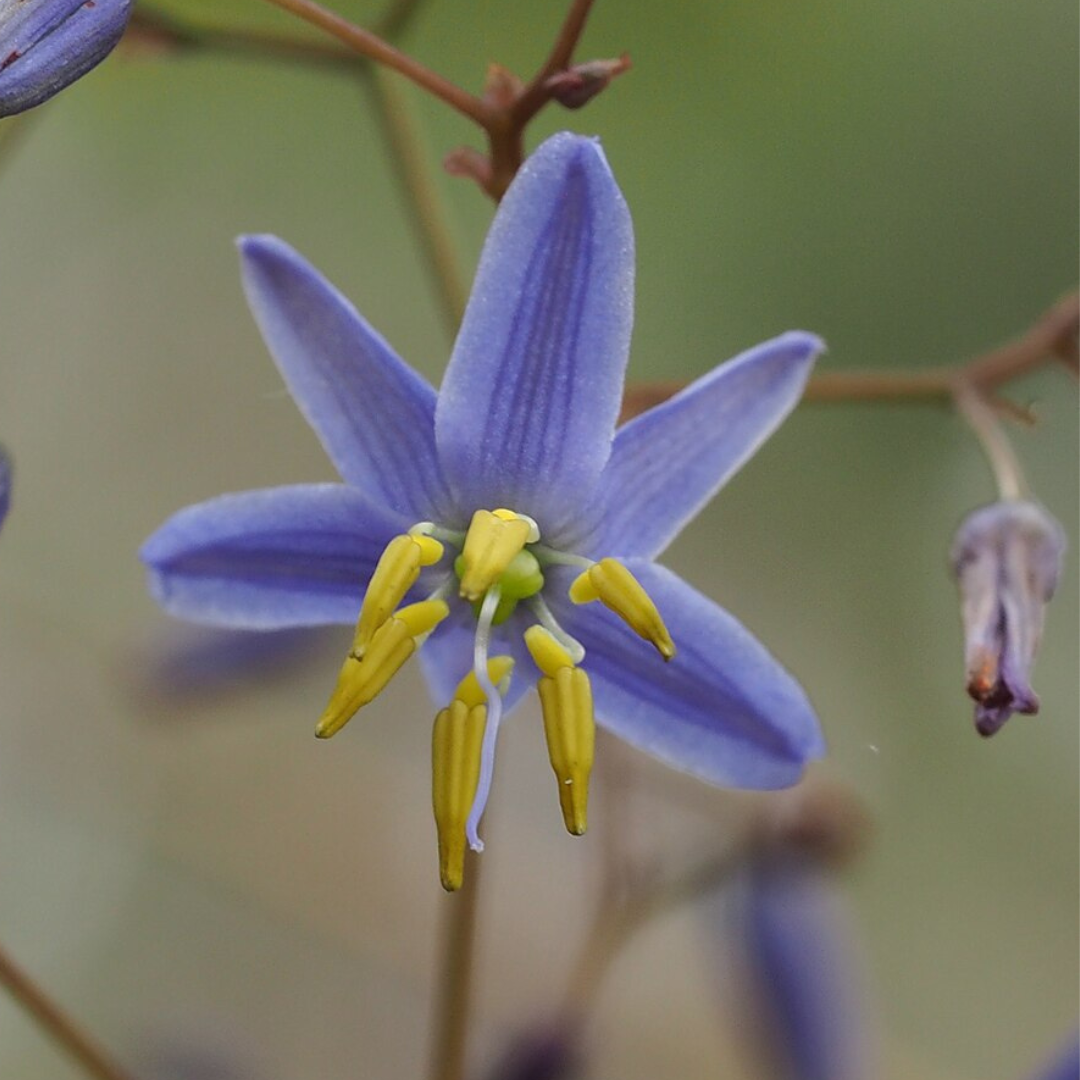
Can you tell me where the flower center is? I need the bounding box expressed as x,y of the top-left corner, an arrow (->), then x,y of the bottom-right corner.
313,505 -> 676,891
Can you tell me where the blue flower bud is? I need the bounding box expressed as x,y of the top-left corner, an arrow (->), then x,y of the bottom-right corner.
0,0 -> 132,118
951,501 -> 1066,737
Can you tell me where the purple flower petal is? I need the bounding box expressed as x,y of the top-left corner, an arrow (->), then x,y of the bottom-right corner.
435,133 -> 634,541
240,236 -> 450,521
141,484 -> 411,628
553,560 -> 824,789
0,0 -> 131,117
587,332 -> 822,558
739,858 -> 874,1080
1030,1033 -> 1079,1080
0,443 -> 10,531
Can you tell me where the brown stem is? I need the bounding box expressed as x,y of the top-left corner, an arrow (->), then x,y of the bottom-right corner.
367,68 -> 469,333
557,840 -> 751,1025
619,291 -> 1080,421
0,942 -> 138,1080
512,0 -> 598,124
257,0 -> 490,125
128,9 -> 360,70
428,852 -> 484,1080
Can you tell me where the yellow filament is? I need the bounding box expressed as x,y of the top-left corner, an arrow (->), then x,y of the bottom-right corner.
353,534 -> 444,657
458,509 -> 532,601
317,600 -> 449,738
537,665 -> 595,835
523,624 -> 574,677
569,558 -> 675,661
432,699 -> 486,891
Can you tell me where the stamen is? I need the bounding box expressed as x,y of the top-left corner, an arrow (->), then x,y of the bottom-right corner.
409,521 -> 466,546
317,599 -> 448,738
524,626 -> 595,836
458,509 -> 533,601
526,594 -> 586,664
493,508 -> 540,542
569,558 -> 675,661
529,543 -> 592,570
353,534 -> 445,658
431,656 -> 514,892
465,587 -> 504,851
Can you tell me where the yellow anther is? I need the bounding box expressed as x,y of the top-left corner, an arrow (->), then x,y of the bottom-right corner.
536,664 -> 595,836
458,509 -> 532,601
353,534 -> 445,657
388,598 -> 451,643
569,558 -> 675,661
453,656 -> 516,709
431,699 -> 486,891
317,599 -> 449,739
429,656 -> 514,889
523,625 -> 574,677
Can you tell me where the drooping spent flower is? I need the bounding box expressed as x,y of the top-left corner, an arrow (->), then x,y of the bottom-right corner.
141,132 -> 825,890
950,500 -> 1066,737
0,0 -> 132,118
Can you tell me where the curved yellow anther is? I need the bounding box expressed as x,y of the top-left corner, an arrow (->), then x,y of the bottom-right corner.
569,558 -> 675,661
430,656 -> 513,891
523,624 -> 574,676
458,509 -> 532,602
525,626 -> 594,836
317,599 -> 449,739
453,656 -> 516,709
353,534 -> 445,657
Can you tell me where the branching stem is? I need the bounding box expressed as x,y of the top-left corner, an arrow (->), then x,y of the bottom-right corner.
0,942 -> 138,1080
620,292 -> 1079,420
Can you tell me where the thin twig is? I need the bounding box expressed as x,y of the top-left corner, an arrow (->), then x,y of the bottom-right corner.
128,9 -> 359,70
258,0 -> 490,124
953,385 -> 1028,500
0,942 -> 138,1080
428,852 -> 484,1080
619,291 -> 1080,420
512,0 -> 598,124
366,69 -> 469,333
557,839 -> 752,1026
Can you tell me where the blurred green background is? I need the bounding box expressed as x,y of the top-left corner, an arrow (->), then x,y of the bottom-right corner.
0,0 -> 1076,1077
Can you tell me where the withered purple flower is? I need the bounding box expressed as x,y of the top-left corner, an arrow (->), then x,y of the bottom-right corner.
951,500 -> 1066,736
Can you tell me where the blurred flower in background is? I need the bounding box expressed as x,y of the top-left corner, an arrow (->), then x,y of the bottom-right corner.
728,853 -> 876,1080
0,0 -> 132,117
1028,1032 -> 1079,1080
0,444 -> 10,533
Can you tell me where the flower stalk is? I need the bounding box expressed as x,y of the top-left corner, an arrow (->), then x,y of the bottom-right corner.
0,941 -> 137,1080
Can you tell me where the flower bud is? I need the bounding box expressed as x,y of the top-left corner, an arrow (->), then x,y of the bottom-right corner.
545,54 -> 631,109
950,500 -> 1066,736
0,0 -> 132,118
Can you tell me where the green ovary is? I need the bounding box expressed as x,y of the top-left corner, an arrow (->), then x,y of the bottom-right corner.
455,549 -> 545,625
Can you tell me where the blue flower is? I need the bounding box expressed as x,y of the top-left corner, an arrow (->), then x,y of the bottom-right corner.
142,133 -> 825,888
734,855 -> 875,1080
0,0 -> 132,118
